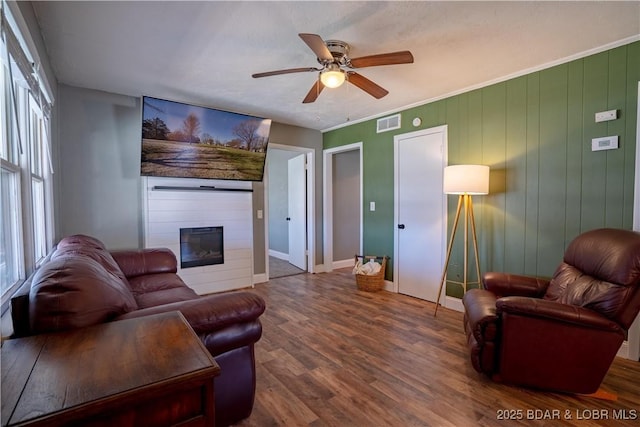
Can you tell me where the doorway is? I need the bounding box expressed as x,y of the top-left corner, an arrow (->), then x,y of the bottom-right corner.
394,126 -> 447,302
265,144 -> 315,279
323,142 -> 363,271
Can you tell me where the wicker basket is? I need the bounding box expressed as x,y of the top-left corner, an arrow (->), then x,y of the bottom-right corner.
354,255 -> 388,292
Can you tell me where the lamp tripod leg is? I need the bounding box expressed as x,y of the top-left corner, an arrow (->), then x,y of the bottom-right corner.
434,195 -> 463,316
468,197 -> 482,289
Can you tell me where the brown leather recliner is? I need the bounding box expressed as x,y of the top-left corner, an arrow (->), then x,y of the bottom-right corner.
462,228 -> 640,394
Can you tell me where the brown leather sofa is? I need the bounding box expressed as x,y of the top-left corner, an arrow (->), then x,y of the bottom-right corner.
10,234 -> 266,426
462,228 -> 640,394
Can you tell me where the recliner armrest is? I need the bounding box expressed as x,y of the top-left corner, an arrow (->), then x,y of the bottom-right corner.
462,289 -> 499,342
496,296 -> 624,333
482,272 -> 549,298
116,291 -> 266,334
111,248 -> 178,278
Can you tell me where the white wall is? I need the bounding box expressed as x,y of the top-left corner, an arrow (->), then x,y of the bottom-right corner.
144,177 -> 253,294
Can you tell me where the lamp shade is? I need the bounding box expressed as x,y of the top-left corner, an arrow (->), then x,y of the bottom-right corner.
443,164 -> 489,195
320,65 -> 345,88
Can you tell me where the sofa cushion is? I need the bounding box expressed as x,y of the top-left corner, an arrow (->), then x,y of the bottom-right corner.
128,273 -> 198,308
52,236 -> 130,288
56,234 -> 107,250
29,255 -> 138,334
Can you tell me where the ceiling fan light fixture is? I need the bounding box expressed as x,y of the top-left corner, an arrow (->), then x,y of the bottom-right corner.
320,65 -> 345,88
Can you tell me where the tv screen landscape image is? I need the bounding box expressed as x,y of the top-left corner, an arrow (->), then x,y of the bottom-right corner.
141,96 -> 272,181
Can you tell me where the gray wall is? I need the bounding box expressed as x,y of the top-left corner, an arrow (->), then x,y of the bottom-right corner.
55,85 -> 142,249
54,84 -> 323,274
252,122 -> 324,274
267,149 -> 301,254
332,150 -> 360,261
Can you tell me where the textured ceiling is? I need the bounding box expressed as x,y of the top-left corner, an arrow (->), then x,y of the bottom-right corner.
31,1 -> 640,131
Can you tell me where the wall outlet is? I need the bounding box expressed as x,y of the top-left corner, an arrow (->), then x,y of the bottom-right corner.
595,110 -> 617,123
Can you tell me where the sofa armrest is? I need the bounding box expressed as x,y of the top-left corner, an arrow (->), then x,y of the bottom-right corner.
496,296 -> 623,333
110,248 -> 177,278
116,291 -> 265,334
482,272 -> 549,298
462,289 -> 499,343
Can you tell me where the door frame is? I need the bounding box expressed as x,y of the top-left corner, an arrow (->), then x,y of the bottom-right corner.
393,125 -> 448,296
323,142 -> 363,272
626,81 -> 640,361
264,143 -> 316,277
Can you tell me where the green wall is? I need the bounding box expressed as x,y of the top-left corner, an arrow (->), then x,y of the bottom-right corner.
324,41 -> 640,298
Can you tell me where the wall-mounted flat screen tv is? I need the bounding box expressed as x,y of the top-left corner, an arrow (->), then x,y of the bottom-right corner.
141,96 -> 272,181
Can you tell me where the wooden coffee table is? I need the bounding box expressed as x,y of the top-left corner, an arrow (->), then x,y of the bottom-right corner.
1,311 -> 220,426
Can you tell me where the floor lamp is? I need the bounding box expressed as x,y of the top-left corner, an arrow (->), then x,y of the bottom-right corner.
434,164 -> 489,316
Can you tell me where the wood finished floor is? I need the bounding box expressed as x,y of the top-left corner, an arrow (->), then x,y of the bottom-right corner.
236,268 -> 640,427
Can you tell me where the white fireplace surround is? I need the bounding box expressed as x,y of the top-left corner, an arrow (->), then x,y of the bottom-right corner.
142,176 -> 254,295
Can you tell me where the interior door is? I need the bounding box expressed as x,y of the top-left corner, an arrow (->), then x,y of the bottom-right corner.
288,154 -> 307,270
395,127 -> 446,302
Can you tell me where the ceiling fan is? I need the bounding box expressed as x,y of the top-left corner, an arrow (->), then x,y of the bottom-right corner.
252,33 -> 414,103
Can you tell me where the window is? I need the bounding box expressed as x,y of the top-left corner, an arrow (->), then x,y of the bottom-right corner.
0,6 -> 55,308
1,165 -> 21,295
29,97 -> 47,264
0,34 -> 23,295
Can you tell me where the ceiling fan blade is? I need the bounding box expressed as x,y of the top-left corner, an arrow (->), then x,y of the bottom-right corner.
299,33 -> 333,61
347,72 -> 388,99
349,51 -> 414,68
252,67 -> 319,78
302,79 -> 325,104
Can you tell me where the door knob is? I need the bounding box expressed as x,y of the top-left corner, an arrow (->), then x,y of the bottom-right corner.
286,217 -> 291,221
398,224 -> 405,229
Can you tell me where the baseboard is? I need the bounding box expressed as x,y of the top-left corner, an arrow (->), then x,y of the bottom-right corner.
616,340 -> 638,360
268,249 -> 288,261
333,259 -> 354,270
253,273 -> 268,284
383,280 -> 394,292
445,296 -> 464,313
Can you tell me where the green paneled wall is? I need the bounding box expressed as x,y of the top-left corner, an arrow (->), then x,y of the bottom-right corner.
324,41 -> 640,298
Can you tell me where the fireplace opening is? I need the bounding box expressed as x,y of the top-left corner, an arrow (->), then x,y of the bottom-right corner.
179,226 -> 224,269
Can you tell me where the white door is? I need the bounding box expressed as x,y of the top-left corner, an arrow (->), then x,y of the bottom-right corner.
288,154 -> 307,270
394,126 -> 447,302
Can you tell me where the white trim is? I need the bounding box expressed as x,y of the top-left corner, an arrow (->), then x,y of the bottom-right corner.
444,296 -> 464,313
393,126 -> 448,298
322,35 -> 640,133
253,272 -> 267,284
323,142 -> 363,273
268,249 -> 288,261
624,81 -> 640,361
264,143 -> 316,279
333,258 -> 355,270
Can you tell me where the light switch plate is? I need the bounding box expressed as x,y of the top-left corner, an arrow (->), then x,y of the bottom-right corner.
595,110 -> 617,123
591,136 -> 618,151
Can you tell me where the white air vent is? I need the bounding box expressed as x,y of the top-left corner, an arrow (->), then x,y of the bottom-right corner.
376,114 -> 401,133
